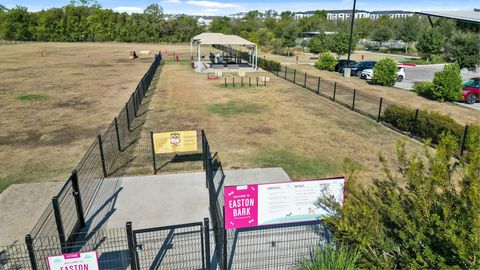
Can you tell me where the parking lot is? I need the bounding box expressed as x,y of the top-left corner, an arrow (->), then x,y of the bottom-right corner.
396,64 -> 480,111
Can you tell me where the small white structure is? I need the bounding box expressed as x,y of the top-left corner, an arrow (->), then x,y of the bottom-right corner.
190,32 -> 258,72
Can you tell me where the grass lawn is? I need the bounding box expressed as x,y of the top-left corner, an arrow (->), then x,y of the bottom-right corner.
141,60 -> 427,184
0,42 -> 170,193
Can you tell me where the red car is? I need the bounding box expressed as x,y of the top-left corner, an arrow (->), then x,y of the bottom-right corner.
462,77 -> 480,104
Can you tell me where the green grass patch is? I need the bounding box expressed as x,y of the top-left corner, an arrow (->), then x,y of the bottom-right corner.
254,149 -> 342,179
16,94 -> 48,101
208,101 -> 263,116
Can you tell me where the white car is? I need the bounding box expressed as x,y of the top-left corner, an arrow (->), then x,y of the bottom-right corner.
360,67 -> 406,82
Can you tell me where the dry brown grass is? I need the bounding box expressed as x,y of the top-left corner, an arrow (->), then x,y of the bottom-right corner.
0,42 -> 168,192
142,60 -> 426,184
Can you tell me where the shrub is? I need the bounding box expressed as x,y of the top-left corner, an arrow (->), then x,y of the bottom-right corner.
412,81 -> 435,99
431,63 -> 462,101
383,104 -> 464,145
372,58 -> 398,86
314,52 -> 337,71
296,244 -> 360,270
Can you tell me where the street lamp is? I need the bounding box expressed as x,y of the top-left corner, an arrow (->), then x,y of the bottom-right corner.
344,0 -> 357,77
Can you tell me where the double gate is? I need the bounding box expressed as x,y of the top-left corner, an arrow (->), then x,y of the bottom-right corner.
127,220 -> 210,270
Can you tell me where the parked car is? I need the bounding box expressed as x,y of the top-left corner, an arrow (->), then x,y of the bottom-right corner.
461,77 -> 480,104
360,67 -> 406,82
335,60 -> 357,73
350,61 -> 377,76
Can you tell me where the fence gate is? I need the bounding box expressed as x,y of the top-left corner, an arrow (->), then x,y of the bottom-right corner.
130,222 -> 207,270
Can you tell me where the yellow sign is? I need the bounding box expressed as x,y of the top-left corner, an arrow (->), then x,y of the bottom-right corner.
153,130 -> 198,154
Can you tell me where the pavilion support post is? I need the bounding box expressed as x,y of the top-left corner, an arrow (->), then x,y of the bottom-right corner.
197,45 -> 201,72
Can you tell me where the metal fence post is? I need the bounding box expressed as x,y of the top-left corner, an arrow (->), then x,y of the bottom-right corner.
132,93 -> 137,117
249,77 -> 251,87
377,98 -> 383,122
461,125 -> 469,156
317,77 -> 320,94
233,77 -> 235,87
303,72 -> 307,88
125,102 -> 131,132
256,77 -> 259,86
97,135 -> 108,177
204,218 -> 211,270
241,77 -> 243,87
114,117 -> 122,152
224,77 -> 227,87
150,131 -> 157,174
25,234 -> 38,270
333,82 -> 337,101
352,89 -> 356,111
284,66 -> 287,79
293,69 -> 296,84
126,222 -> 138,270
52,196 -> 68,253
70,170 -> 85,228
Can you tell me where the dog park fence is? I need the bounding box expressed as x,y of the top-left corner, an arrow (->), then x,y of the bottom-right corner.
213,45 -> 474,155
4,54 -> 163,268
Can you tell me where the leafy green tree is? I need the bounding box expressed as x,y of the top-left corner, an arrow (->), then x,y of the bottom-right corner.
281,22 -> 298,56
307,33 -> 329,54
431,63 -> 463,101
416,28 -> 444,60
372,58 -> 398,86
324,129 -> 480,269
210,16 -> 233,34
0,6 -> 32,41
370,25 -> 393,47
314,52 -> 337,71
327,32 -> 356,60
445,31 -> 480,72
396,15 -> 420,53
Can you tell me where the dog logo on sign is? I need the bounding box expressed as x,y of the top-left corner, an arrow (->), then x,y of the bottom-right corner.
169,133 -> 181,146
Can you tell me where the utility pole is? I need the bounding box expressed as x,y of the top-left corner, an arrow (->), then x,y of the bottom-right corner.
345,0 -> 357,77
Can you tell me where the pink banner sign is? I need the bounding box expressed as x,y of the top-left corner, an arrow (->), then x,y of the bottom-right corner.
224,177 -> 346,229
47,251 -> 99,270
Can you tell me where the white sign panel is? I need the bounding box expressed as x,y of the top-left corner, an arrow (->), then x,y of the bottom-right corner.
47,251 -> 99,270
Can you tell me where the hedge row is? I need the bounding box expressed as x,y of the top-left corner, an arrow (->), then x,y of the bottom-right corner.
258,58 -> 281,72
383,104 -> 466,145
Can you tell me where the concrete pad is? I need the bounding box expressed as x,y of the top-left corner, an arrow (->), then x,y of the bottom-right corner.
0,181 -> 63,245
104,167 -> 289,230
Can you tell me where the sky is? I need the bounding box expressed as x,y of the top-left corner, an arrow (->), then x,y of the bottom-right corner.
1,0 -> 479,16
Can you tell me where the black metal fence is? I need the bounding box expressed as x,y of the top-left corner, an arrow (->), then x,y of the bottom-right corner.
2,54 -> 163,269
212,45 -> 473,155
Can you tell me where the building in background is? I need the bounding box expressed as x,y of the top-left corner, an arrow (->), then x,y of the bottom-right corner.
292,10 -> 415,20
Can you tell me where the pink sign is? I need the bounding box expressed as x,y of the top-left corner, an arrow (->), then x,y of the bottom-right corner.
224,184 -> 259,229
47,251 -> 99,270
224,177 -> 346,229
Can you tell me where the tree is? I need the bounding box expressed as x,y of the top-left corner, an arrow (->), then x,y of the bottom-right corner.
144,3 -> 163,21
431,63 -> 463,101
307,32 -> 329,54
324,129 -> 480,269
445,31 -> 480,72
416,28 -> 444,60
281,22 -> 298,56
209,16 -> 233,34
370,25 -> 392,47
372,58 -> 398,86
396,15 -> 420,53
314,52 -> 337,71
327,32 -> 356,60
0,6 -> 32,40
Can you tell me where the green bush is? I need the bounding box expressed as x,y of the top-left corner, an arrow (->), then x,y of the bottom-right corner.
314,52 -> 337,71
431,63 -> 463,101
412,81 -> 435,99
296,244 -> 359,270
258,58 -> 281,72
383,104 -> 465,145
372,58 -> 397,86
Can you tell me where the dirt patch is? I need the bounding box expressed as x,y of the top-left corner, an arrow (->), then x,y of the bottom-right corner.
0,126 -> 98,147
246,126 -> 276,135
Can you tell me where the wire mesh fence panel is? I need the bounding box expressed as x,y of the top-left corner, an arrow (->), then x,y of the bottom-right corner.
333,84 -> 354,109
101,120 -> 122,175
133,223 -> 205,270
0,244 -> 33,269
226,221 -> 331,270
57,181 -> 80,241
354,91 -> 383,120
30,204 -> 57,239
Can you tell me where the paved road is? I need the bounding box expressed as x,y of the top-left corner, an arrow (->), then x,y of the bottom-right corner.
396,64 -> 480,111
